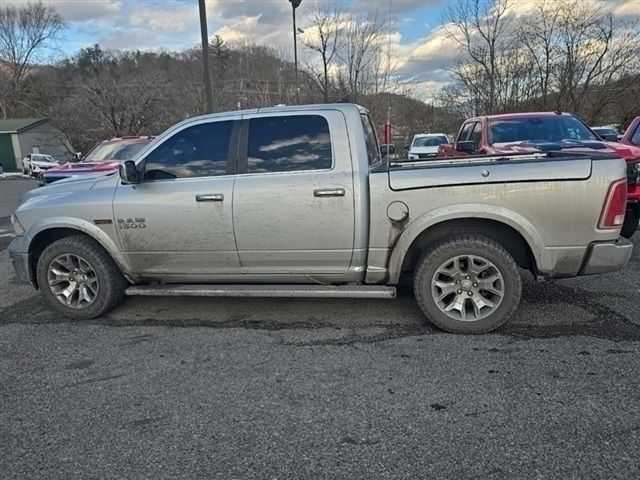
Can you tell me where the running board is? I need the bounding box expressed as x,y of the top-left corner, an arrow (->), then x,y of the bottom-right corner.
125,284 -> 396,299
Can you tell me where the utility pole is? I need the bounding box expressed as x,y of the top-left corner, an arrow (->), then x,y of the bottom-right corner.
199,0 -> 213,113
289,0 -> 302,104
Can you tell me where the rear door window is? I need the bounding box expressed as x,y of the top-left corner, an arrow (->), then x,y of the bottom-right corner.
246,115 -> 332,173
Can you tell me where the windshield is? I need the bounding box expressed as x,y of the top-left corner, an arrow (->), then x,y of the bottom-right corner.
33,155 -> 56,162
412,136 -> 448,147
83,139 -> 151,162
489,116 -> 597,145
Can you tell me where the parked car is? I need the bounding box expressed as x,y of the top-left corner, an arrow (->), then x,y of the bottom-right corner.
9,104 -> 632,334
592,125 -> 622,142
39,136 -> 154,185
438,112 -> 640,238
406,133 -> 449,160
621,117 -> 640,147
22,153 -> 59,176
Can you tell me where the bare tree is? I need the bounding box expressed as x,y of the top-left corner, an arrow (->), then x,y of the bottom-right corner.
442,0 -> 640,124
336,13 -> 385,102
77,51 -> 167,137
549,0 -> 639,121
0,1 -> 64,116
442,0 -> 513,114
300,3 -> 344,102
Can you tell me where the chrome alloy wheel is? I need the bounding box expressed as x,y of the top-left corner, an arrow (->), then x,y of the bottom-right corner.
47,254 -> 99,309
431,254 -> 504,322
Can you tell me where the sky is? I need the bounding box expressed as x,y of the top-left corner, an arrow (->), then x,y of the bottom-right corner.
5,0 -> 640,97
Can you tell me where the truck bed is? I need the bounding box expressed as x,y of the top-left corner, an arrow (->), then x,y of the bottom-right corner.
385,153 -> 596,190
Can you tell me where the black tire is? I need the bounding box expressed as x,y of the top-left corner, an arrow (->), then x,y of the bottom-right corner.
620,210 -> 639,239
413,235 -> 522,334
36,235 -> 128,320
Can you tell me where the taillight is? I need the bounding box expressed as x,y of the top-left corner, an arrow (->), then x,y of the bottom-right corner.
599,179 -> 627,229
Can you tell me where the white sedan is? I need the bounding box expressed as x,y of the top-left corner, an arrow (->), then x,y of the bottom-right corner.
22,154 -> 59,176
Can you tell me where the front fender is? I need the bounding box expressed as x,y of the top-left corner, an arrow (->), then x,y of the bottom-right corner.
24,216 -> 134,280
386,203 -> 548,284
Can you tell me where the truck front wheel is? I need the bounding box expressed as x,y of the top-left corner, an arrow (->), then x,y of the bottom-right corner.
413,235 -> 522,334
36,235 -> 128,320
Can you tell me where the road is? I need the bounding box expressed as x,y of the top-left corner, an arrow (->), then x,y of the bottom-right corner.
1,177 -> 639,479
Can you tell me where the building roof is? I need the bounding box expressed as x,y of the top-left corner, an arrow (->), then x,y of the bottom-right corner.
0,117 -> 48,134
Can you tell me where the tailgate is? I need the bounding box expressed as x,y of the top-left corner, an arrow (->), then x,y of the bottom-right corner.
388,157 -> 592,191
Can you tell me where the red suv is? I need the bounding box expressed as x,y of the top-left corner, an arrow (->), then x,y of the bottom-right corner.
39,136 -> 155,185
621,117 -> 640,148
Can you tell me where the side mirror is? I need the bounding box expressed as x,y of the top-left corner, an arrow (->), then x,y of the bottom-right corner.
456,140 -> 476,153
380,145 -> 395,156
404,144 -> 410,151
119,160 -> 140,184
74,152 -> 82,160
599,133 -> 619,142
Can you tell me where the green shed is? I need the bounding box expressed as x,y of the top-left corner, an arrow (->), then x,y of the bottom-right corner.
0,118 -> 73,171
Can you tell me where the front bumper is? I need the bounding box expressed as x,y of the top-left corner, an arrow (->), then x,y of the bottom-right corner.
9,250 -> 35,287
8,236 -> 36,287
579,237 -> 633,275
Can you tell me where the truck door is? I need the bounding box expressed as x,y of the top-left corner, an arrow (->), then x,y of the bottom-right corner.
232,111 -> 356,276
113,117 -> 242,280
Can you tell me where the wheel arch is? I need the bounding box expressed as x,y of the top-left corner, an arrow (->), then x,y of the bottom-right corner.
26,218 -> 132,288
387,206 -> 546,284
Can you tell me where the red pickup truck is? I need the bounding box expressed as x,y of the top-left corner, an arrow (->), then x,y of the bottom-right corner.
439,112 -> 640,237
39,136 -> 155,185
621,116 -> 640,147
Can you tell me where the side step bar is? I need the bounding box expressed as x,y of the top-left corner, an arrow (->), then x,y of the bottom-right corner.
125,284 -> 396,299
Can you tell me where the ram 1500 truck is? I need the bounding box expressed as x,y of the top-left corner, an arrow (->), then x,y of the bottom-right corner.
438,111 -> 640,238
8,104 -> 633,334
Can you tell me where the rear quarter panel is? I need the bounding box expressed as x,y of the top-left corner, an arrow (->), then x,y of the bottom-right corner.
366,155 -> 626,284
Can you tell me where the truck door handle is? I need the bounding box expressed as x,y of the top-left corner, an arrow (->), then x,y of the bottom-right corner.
314,188 -> 345,197
195,193 -> 224,202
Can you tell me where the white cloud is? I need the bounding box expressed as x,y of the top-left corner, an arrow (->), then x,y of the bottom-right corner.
215,15 -> 263,42
5,0 -> 123,22
611,0 -> 640,18
128,3 -> 198,33
3,0 -> 637,101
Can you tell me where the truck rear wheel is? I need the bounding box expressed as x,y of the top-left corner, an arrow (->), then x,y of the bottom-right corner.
36,235 -> 127,320
413,235 -> 522,334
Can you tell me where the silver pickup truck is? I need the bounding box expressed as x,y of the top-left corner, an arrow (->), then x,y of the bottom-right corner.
8,104 -> 633,333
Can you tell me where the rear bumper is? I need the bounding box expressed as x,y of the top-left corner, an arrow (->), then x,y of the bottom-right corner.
579,237 -> 633,276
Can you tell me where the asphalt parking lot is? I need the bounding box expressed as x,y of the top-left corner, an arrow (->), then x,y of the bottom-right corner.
1,177 -> 639,479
